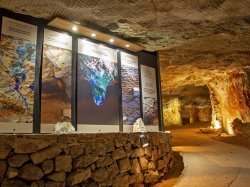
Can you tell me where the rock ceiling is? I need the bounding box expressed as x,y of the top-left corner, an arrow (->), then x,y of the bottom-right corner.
0,0 -> 249,51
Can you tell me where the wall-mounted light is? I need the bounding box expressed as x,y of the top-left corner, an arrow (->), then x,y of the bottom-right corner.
139,134 -> 149,148
109,38 -> 114,43
72,25 -> 78,32
91,33 -> 96,37
125,44 -> 130,48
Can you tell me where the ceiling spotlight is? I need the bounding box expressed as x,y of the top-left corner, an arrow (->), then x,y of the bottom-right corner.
109,38 -> 114,43
91,33 -> 96,37
125,44 -> 130,48
72,25 -> 78,32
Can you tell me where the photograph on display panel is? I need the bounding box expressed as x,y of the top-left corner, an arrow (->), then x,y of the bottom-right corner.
41,29 -> 72,123
141,65 -> 159,126
0,17 -> 37,123
121,52 -> 141,125
77,39 -> 119,125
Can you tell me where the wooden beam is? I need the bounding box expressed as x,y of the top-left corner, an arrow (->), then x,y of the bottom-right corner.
48,17 -> 144,52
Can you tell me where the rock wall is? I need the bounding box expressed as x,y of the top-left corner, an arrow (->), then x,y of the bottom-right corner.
160,34 -> 250,134
0,132 -> 173,186
163,98 -> 182,126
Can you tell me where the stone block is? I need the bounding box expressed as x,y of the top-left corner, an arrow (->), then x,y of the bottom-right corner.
130,158 -> 141,174
144,147 -> 152,158
92,168 -> 109,183
31,180 -> 45,187
31,145 -> 62,165
1,178 -> 28,187
113,172 -> 130,187
130,148 -> 144,158
42,159 -> 54,175
8,154 -> 29,167
107,161 -> 120,180
73,154 -> 98,169
55,155 -> 72,172
6,167 -> 18,179
18,163 -> 44,181
68,144 -> 84,158
58,134 -> 77,144
94,142 -> 106,156
47,171 -> 66,182
66,168 -> 91,186
129,173 -> 144,184
96,155 -> 113,168
106,141 -> 115,152
139,157 -> 148,170
45,181 -> 65,187
0,143 -> 11,159
0,160 -> 7,183
157,159 -> 166,170
144,170 -> 159,184
112,147 -> 127,160
13,138 -> 52,153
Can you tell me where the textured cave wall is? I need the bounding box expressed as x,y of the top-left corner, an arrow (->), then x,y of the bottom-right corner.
160,34 -> 250,134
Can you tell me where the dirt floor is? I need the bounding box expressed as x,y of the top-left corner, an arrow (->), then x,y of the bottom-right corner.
155,122 -> 250,187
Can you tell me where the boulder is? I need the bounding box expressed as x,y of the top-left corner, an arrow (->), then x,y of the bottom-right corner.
18,163 -> 44,181
96,155 -> 113,168
118,158 -> 131,173
92,168 -> 109,183
31,145 -> 62,164
73,154 -> 98,169
0,143 -> 11,159
139,157 -> 148,170
55,155 -> 72,172
129,173 -> 144,184
130,158 -> 141,174
8,154 -> 29,167
47,171 -> 66,182
113,172 -> 130,187
144,170 -> 159,183
0,160 -> 7,183
13,138 -> 51,153
107,161 -> 120,180
6,167 -> 18,179
112,147 -> 127,160
66,168 -> 91,186
1,178 -> 28,187
42,159 -> 54,175
130,148 -> 144,158
68,144 -> 84,158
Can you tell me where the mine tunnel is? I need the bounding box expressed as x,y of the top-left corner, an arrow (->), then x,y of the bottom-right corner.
163,85 -> 212,127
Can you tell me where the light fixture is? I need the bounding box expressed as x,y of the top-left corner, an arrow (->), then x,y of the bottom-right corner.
109,38 -> 114,43
125,44 -> 130,48
72,25 -> 78,32
91,33 -> 96,37
139,134 -> 149,148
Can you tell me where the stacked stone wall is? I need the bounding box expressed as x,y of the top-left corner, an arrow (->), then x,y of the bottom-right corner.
0,132 -> 173,186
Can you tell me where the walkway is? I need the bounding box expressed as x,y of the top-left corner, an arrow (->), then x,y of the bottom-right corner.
157,125 -> 250,187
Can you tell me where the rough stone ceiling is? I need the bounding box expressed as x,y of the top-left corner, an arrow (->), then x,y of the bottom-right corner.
0,0 -> 250,51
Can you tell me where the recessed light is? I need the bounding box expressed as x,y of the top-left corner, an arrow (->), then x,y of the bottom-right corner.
109,38 -> 114,43
125,44 -> 130,48
72,26 -> 78,32
91,33 -> 96,37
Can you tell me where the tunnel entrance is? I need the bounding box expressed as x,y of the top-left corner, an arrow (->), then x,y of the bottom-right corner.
163,85 -> 212,127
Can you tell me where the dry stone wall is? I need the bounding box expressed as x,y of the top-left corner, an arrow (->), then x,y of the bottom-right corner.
0,132 -> 173,186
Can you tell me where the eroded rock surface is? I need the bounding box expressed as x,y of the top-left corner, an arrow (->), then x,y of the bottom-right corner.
160,34 -> 250,134
0,0 -> 249,51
